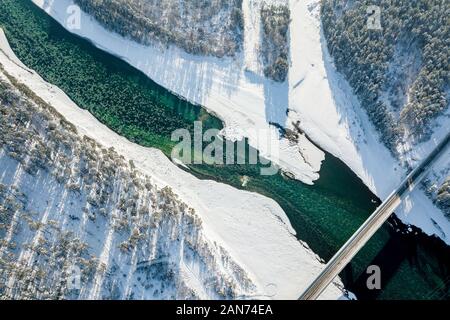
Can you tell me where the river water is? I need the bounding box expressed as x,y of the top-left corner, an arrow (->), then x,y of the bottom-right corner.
1,0 -> 449,300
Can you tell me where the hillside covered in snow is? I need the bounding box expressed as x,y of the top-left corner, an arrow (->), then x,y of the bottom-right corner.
0,27 -> 344,300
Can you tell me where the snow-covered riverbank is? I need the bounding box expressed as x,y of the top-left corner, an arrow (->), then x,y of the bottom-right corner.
0,28 -> 344,299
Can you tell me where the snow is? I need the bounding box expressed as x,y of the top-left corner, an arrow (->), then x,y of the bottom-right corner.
288,0 -> 450,244
0,29 -> 344,299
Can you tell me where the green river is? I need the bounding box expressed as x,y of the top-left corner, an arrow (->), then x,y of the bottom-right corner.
0,0 -> 449,299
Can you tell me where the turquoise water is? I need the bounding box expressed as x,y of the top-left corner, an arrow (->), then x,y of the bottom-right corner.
0,0 -> 449,300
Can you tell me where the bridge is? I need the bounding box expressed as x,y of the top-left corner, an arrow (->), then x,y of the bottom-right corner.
299,132 -> 450,300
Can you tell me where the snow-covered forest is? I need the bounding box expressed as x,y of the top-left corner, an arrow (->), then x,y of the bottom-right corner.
73,0 -> 291,82
321,0 -> 449,153
437,177 -> 450,217
260,2 -> 290,82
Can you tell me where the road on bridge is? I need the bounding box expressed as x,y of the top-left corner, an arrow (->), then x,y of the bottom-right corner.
299,132 -> 450,300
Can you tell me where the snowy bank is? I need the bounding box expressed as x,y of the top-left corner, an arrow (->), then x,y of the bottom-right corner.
31,0 -> 324,185
0,28 -> 344,299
